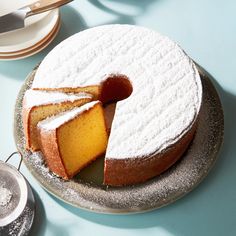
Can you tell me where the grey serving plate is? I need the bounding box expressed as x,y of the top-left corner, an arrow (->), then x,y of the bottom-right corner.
14,66 -> 224,214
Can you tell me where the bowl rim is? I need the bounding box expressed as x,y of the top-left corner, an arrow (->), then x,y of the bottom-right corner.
0,161 -> 28,227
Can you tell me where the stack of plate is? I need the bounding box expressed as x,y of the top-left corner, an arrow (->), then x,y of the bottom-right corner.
0,6 -> 60,60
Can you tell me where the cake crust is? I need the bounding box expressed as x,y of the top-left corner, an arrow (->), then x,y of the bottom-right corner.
104,121 -> 198,186
38,128 -> 68,178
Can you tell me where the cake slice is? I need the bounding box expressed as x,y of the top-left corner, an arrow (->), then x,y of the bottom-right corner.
37,101 -> 108,179
23,90 -> 92,151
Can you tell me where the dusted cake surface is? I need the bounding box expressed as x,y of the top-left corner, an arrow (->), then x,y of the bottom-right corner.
23,90 -> 92,108
32,24 -> 202,161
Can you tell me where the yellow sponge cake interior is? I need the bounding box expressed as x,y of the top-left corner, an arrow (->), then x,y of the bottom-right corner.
37,101 -> 108,179
23,90 -> 92,151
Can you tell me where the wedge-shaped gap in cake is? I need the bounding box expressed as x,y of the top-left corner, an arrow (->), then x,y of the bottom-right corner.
100,74 -> 133,133
75,75 -> 133,183
33,74 -> 134,181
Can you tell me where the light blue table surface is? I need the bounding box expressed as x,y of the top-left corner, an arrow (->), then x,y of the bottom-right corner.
0,0 -> 235,235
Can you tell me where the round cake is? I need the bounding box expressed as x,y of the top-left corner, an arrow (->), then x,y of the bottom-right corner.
31,24 -> 202,186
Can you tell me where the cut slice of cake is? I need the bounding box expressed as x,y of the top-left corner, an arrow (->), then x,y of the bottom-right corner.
37,101 -> 108,179
23,90 -> 92,151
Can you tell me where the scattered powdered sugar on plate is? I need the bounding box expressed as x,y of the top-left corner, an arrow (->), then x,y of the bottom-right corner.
0,185 -> 12,207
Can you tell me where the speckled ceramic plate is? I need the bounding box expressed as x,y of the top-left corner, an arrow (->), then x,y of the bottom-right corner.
14,65 -> 224,214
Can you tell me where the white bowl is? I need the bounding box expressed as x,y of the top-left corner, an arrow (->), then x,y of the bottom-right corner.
0,161 -> 28,227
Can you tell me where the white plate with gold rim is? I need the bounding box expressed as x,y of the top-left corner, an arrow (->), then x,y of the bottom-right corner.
0,2 -> 59,56
0,16 -> 61,60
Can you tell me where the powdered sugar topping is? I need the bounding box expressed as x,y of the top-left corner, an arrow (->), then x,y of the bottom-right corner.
24,90 -> 92,108
38,101 -> 99,131
33,24 -> 202,159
